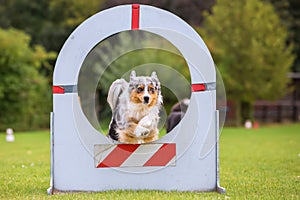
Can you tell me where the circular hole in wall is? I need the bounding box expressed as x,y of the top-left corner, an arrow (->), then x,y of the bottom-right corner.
78,30 -> 191,143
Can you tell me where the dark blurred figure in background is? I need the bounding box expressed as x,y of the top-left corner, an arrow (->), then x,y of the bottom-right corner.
166,98 -> 190,133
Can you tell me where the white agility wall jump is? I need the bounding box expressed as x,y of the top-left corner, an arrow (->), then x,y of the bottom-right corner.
48,4 -> 225,194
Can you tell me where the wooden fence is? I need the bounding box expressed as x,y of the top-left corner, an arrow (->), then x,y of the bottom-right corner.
254,101 -> 300,123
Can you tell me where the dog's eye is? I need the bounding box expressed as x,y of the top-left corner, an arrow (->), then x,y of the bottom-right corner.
137,87 -> 144,93
149,87 -> 155,93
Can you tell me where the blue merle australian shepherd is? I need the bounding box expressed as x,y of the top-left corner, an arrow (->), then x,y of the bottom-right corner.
107,71 -> 163,144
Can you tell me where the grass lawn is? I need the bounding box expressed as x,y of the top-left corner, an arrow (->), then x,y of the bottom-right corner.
0,124 -> 299,199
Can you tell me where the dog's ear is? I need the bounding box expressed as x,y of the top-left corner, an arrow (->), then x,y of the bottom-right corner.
130,71 -> 136,81
151,71 -> 158,80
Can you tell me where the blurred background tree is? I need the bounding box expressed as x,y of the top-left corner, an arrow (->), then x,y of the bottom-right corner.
0,0 -> 103,131
0,0 -> 104,81
266,0 -> 300,72
0,29 -> 55,130
0,0 -> 104,52
200,0 -> 295,125
40,0 -> 104,52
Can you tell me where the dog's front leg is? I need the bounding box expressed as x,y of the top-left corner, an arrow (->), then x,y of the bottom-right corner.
134,125 -> 150,137
138,116 -> 152,128
138,114 -> 158,129
125,121 -> 150,138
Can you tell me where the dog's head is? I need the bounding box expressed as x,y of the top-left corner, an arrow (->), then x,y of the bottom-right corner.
128,71 -> 162,107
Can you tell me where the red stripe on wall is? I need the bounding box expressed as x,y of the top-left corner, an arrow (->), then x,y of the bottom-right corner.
143,143 -> 176,166
97,144 -> 140,168
191,83 -> 206,92
131,4 -> 140,30
52,86 -> 65,94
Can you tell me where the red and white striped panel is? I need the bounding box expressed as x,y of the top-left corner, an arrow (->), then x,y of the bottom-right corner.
94,143 -> 176,168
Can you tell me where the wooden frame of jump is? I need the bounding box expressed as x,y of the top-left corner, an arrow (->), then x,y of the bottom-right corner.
48,4 -> 225,194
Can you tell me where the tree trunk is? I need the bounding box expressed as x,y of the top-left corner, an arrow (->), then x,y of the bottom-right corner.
241,101 -> 254,123
233,100 -> 242,126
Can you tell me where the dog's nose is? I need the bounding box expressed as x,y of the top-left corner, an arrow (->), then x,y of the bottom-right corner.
143,96 -> 149,103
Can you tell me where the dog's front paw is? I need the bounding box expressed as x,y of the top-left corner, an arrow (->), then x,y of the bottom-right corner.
138,116 -> 152,128
134,125 -> 150,137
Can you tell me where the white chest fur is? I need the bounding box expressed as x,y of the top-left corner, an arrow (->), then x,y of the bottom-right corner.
127,102 -> 151,121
